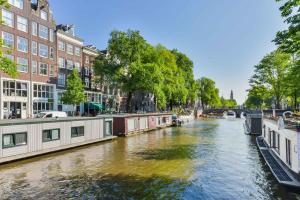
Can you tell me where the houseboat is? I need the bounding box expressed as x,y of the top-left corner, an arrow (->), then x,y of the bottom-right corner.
257,111 -> 300,188
224,110 -> 236,119
244,113 -> 262,135
112,113 -> 173,136
0,116 -> 115,164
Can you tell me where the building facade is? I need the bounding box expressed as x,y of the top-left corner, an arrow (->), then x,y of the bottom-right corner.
0,0 -> 57,119
0,0 -> 120,119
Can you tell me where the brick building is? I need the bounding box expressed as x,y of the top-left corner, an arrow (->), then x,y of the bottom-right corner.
0,0 -> 120,119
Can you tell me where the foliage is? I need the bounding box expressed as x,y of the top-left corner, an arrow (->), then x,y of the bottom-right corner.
61,69 -> 86,114
220,97 -> 237,108
0,0 -> 17,78
273,0 -> 300,54
197,77 -> 221,109
245,85 -> 271,109
249,50 -> 291,109
94,29 -> 196,111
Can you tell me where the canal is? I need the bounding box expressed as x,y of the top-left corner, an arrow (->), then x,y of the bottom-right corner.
0,119 -> 299,199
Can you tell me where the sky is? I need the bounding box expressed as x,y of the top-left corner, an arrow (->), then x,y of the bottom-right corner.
51,0 -> 286,104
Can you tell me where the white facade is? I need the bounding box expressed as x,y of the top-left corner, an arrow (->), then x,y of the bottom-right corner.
0,77 -> 57,119
0,117 -> 114,164
262,119 -> 300,174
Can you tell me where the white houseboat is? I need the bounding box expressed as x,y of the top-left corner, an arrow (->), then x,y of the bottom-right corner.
257,111 -> 300,188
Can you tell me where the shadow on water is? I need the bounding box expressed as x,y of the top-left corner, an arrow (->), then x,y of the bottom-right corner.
2,173 -> 190,200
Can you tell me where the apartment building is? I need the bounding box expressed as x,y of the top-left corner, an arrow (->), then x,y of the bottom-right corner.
0,0 -> 57,119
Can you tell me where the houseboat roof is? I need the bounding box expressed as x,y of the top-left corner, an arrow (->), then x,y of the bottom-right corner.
108,113 -> 173,118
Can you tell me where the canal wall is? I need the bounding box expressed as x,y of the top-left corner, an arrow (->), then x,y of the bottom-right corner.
0,116 -> 115,164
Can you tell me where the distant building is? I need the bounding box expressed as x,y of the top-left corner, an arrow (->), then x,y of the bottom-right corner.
230,90 -> 234,101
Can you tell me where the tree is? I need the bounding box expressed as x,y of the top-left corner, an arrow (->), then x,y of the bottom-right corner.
197,77 -> 221,109
0,0 -> 17,77
245,85 -> 270,109
273,0 -> 300,54
249,50 -> 291,109
61,69 -> 86,116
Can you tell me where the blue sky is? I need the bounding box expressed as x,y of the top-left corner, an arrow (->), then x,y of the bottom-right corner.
51,0 -> 286,104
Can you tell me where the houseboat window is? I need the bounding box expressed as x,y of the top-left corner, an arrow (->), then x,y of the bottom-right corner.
71,126 -> 84,138
2,132 -> 27,148
42,129 -> 60,142
286,139 -> 292,167
277,134 -> 280,154
105,121 -> 112,136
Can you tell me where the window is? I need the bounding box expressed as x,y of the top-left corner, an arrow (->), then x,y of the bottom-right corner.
40,10 -> 48,21
2,32 -> 14,48
32,21 -> 38,36
75,47 -> 81,56
32,60 -> 37,74
58,41 -> 65,51
49,65 -> 55,77
85,78 -> 89,88
42,129 -> 60,143
49,29 -> 54,42
58,57 -> 65,68
17,57 -> 28,72
85,67 -> 89,76
58,73 -> 65,86
66,44 -> 73,55
75,62 -> 81,72
39,63 -> 48,75
39,43 -> 48,58
33,84 -> 54,99
2,9 -> 14,27
71,126 -> 84,138
49,47 -> 54,59
33,102 -> 54,114
39,24 -> 48,40
32,41 -> 37,55
66,60 -> 74,70
7,0 -> 24,9
17,36 -> 28,52
3,80 -> 27,97
17,16 -> 28,32
3,132 -> 27,149
85,56 -> 89,64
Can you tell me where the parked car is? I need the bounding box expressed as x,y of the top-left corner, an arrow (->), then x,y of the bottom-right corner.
36,111 -> 68,118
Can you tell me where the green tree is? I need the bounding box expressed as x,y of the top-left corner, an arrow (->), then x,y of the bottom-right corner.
245,85 -> 271,109
197,77 -> 221,109
0,0 -> 17,77
61,69 -> 86,116
273,0 -> 300,54
250,50 -> 291,109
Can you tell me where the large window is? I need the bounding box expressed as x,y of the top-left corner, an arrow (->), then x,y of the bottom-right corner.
3,80 -> 27,97
3,132 -> 27,149
2,9 -> 14,27
39,24 -> 48,40
66,60 -> 74,70
32,21 -> 38,36
75,62 -> 81,72
17,16 -> 28,32
17,36 -> 28,52
49,47 -> 54,59
2,32 -> 14,48
39,43 -> 48,58
67,44 -> 73,55
17,57 -> 28,73
33,84 -> 54,98
33,102 -> 54,114
32,60 -> 37,74
39,63 -> 48,76
42,129 -> 60,143
58,41 -> 65,51
7,0 -> 24,9
58,73 -> 65,86
49,29 -> 54,42
32,41 -> 38,55
40,10 -> 48,21
58,57 -> 65,68
71,127 -> 84,138
85,78 -> 89,88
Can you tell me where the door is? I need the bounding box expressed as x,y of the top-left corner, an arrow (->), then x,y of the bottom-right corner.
286,139 -> 292,167
10,102 -> 22,119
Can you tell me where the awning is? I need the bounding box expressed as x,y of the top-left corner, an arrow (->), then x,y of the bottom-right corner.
85,103 -> 103,110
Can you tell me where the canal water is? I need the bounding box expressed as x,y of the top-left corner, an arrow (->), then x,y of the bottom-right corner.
0,119 -> 300,200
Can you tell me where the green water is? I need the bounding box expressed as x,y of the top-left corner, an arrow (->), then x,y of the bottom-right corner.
0,119 -> 299,199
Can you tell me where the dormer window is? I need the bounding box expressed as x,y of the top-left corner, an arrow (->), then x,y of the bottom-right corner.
41,10 -> 48,21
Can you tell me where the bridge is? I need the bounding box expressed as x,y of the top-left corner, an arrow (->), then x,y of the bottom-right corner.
202,108 -> 258,118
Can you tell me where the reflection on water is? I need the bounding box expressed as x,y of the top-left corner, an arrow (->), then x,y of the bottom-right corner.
0,119 -> 300,199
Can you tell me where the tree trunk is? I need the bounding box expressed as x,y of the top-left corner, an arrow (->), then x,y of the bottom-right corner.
126,92 -> 133,113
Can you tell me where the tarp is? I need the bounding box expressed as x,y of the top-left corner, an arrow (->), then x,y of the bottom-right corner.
85,103 -> 103,110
